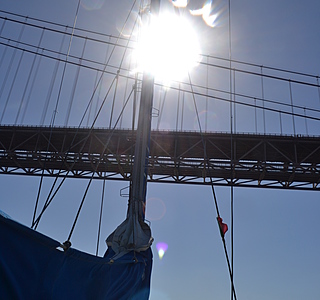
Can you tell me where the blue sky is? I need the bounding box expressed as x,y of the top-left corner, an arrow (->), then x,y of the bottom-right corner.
1,1 -> 320,299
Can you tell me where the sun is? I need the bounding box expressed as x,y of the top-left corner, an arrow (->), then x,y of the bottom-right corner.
133,13 -> 201,82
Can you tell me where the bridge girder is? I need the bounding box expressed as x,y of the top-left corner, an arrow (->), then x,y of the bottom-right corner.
0,126 -> 319,190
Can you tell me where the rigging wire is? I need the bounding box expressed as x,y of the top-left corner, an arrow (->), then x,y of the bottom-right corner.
1,1 -> 319,240
66,86 -> 135,243
176,2 -> 237,295
32,74 -> 118,229
188,71 -> 237,300
32,0 -> 81,227
228,1 -> 235,298
33,73 -> 118,229
32,0 -> 140,234
96,177 -> 106,256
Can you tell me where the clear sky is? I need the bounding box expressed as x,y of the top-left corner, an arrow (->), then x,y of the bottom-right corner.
1,1 -> 320,299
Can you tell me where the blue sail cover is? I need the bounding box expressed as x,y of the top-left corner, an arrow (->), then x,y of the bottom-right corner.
0,215 -> 152,299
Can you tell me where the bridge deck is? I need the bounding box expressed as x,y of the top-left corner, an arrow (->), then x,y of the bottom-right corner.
0,126 -> 319,189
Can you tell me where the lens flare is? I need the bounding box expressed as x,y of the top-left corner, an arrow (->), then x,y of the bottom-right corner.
146,197 -> 166,221
190,1 -> 222,28
156,242 -> 168,260
81,0 -> 105,10
193,110 -> 218,130
172,0 -> 188,8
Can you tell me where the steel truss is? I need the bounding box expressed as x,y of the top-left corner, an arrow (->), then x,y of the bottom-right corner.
0,125 -> 320,190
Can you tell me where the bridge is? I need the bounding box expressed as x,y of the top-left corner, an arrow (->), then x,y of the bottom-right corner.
0,9 -> 320,191
1,4 -> 320,300
1,125 -> 319,190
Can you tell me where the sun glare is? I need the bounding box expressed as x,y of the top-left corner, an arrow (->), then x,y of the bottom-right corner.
133,13 -> 201,82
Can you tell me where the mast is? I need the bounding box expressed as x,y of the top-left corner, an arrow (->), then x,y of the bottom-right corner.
106,0 -> 160,256
128,0 -> 160,221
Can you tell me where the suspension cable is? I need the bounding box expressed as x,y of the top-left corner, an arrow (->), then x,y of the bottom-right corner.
0,18 -> 26,123
2,31 -> 320,121
1,9 -> 320,81
64,37 -> 87,126
51,0 -> 81,126
2,38 -> 320,124
15,28 -> 45,124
